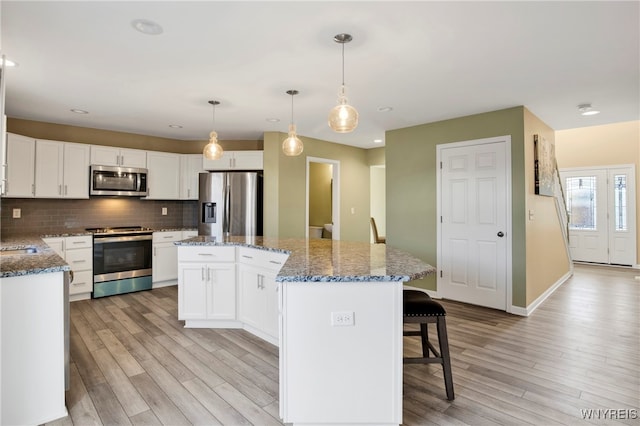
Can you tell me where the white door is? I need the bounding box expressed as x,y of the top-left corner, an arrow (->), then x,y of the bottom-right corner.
438,138 -> 509,310
561,166 -> 636,266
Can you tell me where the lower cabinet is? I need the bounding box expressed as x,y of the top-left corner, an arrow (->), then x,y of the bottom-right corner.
153,230 -> 198,287
178,262 -> 236,320
43,235 -> 93,301
177,245 -> 288,345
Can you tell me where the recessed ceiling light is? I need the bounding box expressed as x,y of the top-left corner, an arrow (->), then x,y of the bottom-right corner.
70,109 -> 89,114
373,139 -> 383,144
169,124 -> 183,129
131,19 -> 163,35
377,106 -> 393,112
266,118 -> 280,123
578,103 -> 600,116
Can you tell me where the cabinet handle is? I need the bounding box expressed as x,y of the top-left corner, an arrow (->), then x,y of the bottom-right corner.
64,185 -> 68,195
198,253 -> 214,256
72,259 -> 86,263
269,260 -> 282,265
163,236 -> 173,239
32,184 -> 35,195
207,267 -> 211,282
187,189 -> 191,198
58,184 -> 62,195
242,255 -> 253,259
72,281 -> 86,286
71,241 -> 85,245
202,267 -> 205,281
154,247 -> 157,256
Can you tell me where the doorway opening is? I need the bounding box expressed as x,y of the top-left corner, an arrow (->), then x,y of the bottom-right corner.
306,157 -> 340,240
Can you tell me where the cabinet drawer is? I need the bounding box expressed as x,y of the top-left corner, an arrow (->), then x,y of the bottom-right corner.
65,247 -> 93,271
238,247 -> 288,271
178,246 -> 235,263
66,235 -> 92,250
153,231 -> 183,243
70,270 -> 93,295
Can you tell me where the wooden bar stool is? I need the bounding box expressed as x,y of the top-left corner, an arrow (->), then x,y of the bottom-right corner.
403,289 -> 455,400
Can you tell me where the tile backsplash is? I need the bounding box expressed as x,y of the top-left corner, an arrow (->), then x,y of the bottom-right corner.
1,198 -> 197,237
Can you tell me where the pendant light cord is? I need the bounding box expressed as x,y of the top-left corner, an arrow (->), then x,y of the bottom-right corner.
341,42 -> 345,86
290,93 -> 294,124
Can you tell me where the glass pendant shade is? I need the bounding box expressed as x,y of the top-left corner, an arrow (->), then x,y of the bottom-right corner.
203,130 -> 223,160
328,87 -> 358,133
282,124 -> 303,156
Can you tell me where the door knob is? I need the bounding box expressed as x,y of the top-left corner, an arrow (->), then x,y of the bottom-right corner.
497,231 -> 504,237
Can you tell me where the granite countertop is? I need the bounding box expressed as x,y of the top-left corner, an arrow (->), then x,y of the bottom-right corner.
0,235 -> 70,278
176,236 -> 436,283
0,227 -> 197,278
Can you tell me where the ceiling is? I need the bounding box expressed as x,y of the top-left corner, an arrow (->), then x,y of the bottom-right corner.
1,1 -> 638,149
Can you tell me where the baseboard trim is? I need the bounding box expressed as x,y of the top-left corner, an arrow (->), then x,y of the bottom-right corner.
509,269 -> 574,317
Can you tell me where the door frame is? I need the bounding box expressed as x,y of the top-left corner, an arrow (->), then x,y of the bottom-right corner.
560,164 -> 637,266
436,135 -> 513,312
306,156 -> 340,240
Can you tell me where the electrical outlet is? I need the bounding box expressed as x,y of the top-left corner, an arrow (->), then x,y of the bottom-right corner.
162,207 -> 167,216
331,311 -> 355,326
12,208 -> 21,219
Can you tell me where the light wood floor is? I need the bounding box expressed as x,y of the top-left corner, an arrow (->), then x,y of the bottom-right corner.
47,263 -> 639,426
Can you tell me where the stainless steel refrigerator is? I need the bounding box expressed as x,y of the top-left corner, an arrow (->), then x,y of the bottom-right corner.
198,171 -> 263,238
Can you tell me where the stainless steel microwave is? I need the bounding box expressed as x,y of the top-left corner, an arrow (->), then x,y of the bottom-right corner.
90,165 -> 148,196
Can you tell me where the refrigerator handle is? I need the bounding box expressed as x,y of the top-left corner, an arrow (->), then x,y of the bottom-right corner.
223,180 -> 231,236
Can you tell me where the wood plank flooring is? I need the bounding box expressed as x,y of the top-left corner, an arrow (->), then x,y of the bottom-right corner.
46,264 -> 639,425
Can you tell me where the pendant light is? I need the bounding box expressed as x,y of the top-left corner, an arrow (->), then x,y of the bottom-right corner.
203,100 -> 223,160
328,33 -> 358,133
282,90 -> 303,156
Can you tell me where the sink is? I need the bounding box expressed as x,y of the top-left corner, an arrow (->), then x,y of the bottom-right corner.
0,247 -> 38,256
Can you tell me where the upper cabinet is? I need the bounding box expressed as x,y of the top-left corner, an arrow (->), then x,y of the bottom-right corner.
203,150 -> 263,171
90,145 -> 147,168
35,139 -> 90,198
145,151 -> 180,200
4,133 -> 35,198
180,154 -> 204,200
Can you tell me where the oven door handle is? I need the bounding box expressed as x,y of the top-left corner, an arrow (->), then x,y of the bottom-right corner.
94,235 -> 153,244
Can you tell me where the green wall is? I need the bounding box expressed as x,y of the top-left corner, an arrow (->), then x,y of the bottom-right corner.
386,106 -> 527,307
309,162 -> 333,227
263,131 -> 371,242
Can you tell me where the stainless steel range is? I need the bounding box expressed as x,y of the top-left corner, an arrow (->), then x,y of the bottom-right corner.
87,226 -> 153,298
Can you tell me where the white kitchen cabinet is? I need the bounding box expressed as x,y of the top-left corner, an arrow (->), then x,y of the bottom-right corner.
152,230 -> 182,286
145,151 -> 180,200
90,145 -> 147,168
238,247 -> 287,343
35,140 -> 90,198
180,154 -> 204,200
202,150 -> 263,171
1,271 -> 68,425
178,246 -> 237,325
43,235 -> 93,300
4,133 -> 35,197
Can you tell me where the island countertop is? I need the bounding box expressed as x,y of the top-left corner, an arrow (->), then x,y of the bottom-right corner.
176,236 -> 436,283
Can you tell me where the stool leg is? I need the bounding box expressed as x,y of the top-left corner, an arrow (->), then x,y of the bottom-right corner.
420,323 -> 430,358
437,316 -> 455,400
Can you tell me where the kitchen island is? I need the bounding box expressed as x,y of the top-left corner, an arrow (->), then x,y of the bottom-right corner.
176,236 -> 435,426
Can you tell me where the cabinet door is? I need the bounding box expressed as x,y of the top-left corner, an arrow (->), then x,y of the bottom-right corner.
90,145 -> 120,166
146,151 -> 180,199
35,140 -> 64,198
238,263 -> 264,329
233,151 -> 263,170
5,133 -> 35,197
206,263 -> 236,320
202,151 -> 233,171
42,237 -> 64,257
153,242 -> 178,283
63,142 -> 90,198
263,272 -> 280,340
120,148 -> 147,168
178,263 -> 208,320
180,154 -> 203,200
